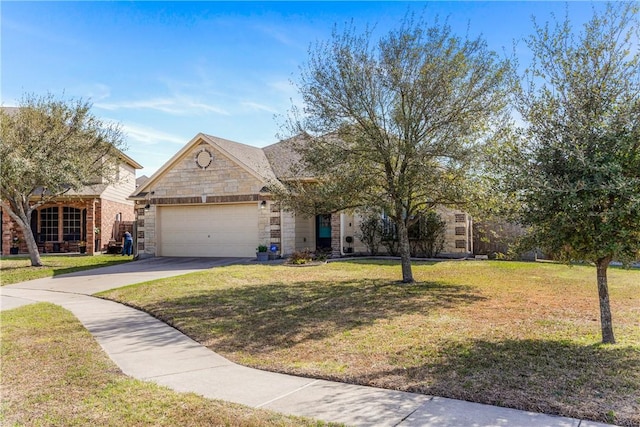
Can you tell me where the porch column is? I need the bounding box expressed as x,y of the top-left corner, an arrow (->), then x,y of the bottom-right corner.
87,199 -> 96,254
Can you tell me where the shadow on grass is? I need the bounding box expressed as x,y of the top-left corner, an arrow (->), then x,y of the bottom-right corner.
0,256 -> 133,285
50,257 -> 132,277
334,258 -> 439,267
374,339 -> 639,426
145,279 -> 485,353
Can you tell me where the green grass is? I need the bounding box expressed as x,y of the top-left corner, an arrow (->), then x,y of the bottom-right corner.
100,260 -> 640,426
0,303 -> 336,427
0,254 -> 132,285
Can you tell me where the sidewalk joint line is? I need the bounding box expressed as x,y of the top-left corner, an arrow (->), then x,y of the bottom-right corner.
255,379 -> 321,408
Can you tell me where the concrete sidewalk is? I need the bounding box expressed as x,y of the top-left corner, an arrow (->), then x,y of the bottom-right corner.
1,258 -> 615,427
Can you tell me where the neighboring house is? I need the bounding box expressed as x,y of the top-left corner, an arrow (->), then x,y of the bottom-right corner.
136,175 -> 150,189
1,152 -> 143,255
131,133 -> 473,258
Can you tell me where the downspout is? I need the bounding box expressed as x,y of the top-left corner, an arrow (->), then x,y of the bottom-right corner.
133,219 -> 138,259
90,198 -> 97,254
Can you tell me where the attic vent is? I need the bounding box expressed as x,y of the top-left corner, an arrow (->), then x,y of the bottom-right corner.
195,149 -> 213,169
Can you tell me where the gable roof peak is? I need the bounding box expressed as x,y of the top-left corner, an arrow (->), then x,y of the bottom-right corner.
131,133 -> 278,198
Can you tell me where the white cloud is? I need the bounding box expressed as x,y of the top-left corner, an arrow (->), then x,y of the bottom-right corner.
119,122 -> 186,146
253,23 -> 298,48
96,95 -> 229,116
241,101 -> 279,114
72,83 -> 111,101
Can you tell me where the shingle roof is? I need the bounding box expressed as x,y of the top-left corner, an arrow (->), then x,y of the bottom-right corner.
136,175 -> 150,188
30,184 -> 108,198
263,133 -> 313,179
202,134 -> 278,183
132,132 -> 319,199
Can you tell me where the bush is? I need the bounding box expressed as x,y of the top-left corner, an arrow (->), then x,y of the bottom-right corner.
357,210 -> 445,258
314,247 -> 332,262
288,249 -> 314,264
381,235 -> 400,256
356,215 -> 383,255
409,211 -> 446,257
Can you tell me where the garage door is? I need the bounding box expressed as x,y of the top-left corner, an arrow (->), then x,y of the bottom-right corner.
158,204 -> 258,257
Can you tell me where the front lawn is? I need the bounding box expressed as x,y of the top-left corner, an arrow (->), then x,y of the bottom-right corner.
0,303 -> 333,426
99,260 -> 640,426
0,254 -> 132,285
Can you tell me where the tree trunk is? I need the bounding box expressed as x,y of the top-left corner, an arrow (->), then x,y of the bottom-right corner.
596,257 -> 615,344
24,225 -> 43,267
6,207 -> 43,267
396,220 -> 414,283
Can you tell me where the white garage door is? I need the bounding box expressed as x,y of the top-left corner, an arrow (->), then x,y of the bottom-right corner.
158,204 -> 258,257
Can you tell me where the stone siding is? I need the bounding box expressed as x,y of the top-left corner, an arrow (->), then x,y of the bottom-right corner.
330,213 -> 341,257
437,207 -> 472,255
334,207 -> 473,258
281,211 -> 296,256
150,143 -> 264,199
136,141 -> 268,257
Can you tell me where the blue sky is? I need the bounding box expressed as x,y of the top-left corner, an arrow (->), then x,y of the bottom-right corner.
2,1 -> 602,176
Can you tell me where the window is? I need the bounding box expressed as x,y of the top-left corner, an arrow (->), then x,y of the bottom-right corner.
455,213 -> 466,223
40,207 -> 59,241
455,226 -> 466,236
455,239 -> 467,249
381,212 -> 397,239
63,207 -> 82,241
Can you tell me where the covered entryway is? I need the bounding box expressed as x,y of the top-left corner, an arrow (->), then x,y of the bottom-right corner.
157,204 -> 258,257
316,214 -> 332,250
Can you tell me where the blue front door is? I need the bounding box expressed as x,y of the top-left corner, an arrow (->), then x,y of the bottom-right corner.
316,214 -> 332,250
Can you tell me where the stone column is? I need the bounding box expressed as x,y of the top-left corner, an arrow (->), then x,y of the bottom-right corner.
331,213 -> 341,258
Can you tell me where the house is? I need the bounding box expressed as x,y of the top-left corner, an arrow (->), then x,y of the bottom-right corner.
1,151 -> 143,255
131,133 -> 473,259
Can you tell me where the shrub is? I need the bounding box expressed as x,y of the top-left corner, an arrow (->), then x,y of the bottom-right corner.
409,211 -> 446,257
356,214 -> 383,255
289,249 -> 314,264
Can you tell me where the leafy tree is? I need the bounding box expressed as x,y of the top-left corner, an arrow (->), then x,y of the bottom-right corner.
1,93 -> 125,266
505,3 -> 640,343
282,14 -> 512,282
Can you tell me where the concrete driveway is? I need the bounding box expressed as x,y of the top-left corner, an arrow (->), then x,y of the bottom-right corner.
1,256 -> 251,310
